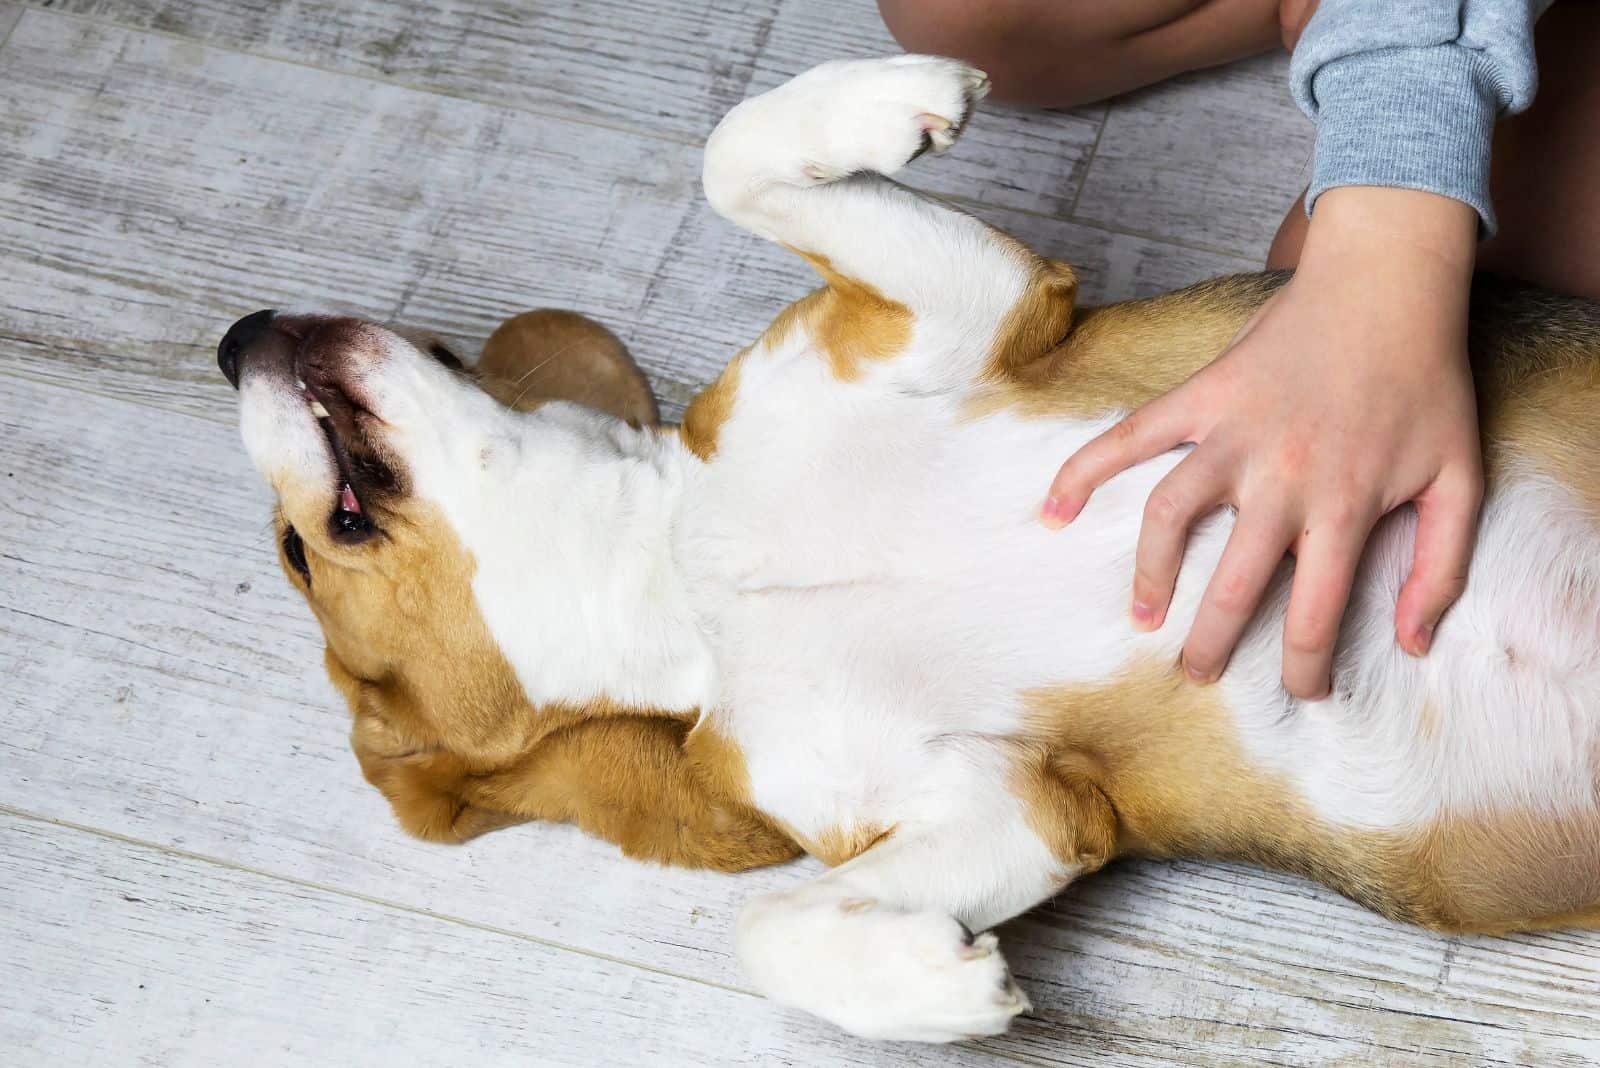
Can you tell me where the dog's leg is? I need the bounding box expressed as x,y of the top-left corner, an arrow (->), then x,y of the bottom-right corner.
703,56 -> 1078,390
735,774 -> 1114,1042
349,714 -> 525,844
461,716 -> 802,872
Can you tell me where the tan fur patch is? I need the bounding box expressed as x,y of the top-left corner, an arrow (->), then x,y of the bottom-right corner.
289,500 -> 795,869
1007,742 -> 1116,874
794,822 -> 895,868
679,254 -> 914,459
679,347 -> 747,461
966,273 -> 1279,423
792,252 -> 913,381
1019,660 -> 1600,933
464,716 -> 800,871
984,255 -> 1078,382
1478,347 -> 1600,514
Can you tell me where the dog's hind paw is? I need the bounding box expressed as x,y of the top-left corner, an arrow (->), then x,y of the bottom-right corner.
707,55 -> 989,197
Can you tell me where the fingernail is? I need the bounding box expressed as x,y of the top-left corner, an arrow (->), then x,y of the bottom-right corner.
1131,600 -> 1155,628
1413,622 -> 1435,656
1184,659 -> 1212,684
1039,495 -> 1077,528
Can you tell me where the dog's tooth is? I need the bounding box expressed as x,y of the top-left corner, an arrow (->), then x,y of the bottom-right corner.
294,378 -> 307,391
308,399 -> 330,419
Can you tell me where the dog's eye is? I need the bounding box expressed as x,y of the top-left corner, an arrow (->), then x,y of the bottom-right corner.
428,342 -> 463,370
281,524 -> 311,582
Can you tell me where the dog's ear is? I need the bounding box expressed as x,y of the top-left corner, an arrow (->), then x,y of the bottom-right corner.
478,309 -> 659,427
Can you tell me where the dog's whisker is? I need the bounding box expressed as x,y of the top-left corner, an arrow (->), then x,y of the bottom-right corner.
506,348 -> 571,409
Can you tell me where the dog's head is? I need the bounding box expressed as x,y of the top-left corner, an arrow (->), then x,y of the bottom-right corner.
220,307 -> 658,756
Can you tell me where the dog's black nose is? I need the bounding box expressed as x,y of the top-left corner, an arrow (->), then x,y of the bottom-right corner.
218,309 -> 277,389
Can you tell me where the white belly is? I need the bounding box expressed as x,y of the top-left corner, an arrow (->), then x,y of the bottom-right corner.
682,354 -> 1600,839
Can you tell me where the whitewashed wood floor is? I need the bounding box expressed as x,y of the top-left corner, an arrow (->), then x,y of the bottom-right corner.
2,3 -> 1595,1065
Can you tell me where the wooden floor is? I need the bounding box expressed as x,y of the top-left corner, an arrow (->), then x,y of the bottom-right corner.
1,3 -> 1595,1065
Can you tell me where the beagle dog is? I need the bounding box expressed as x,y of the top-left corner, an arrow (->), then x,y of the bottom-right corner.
221,57 -> 1600,1042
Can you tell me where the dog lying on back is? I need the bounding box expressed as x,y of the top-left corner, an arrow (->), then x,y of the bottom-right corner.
222,57 -> 1600,1042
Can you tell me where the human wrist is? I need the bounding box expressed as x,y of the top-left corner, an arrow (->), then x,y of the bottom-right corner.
1299,44 -> 1500,234
1301,186 -> 1477,284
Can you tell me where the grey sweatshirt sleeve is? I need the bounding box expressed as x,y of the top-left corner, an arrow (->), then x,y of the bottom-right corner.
1289,0 -> 1554,235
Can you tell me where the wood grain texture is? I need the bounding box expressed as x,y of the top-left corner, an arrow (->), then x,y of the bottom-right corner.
3,368 -> 1596,1068
4,4 -> 1594,1065
1073,52 -> 1316,260
43,0 -> 790,143
0,13 -> 1241,425
50,0 -> 1104,221
0,11 -> 707,418
0,813 -> 1032,1068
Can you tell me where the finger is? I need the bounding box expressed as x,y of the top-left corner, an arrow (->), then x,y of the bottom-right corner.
1183,513 -> 1296,683
1130,450 -> 1229,631
1281,514 -> 1372,699
1395,469 -> 1483,655
1042,396 -> 1188,528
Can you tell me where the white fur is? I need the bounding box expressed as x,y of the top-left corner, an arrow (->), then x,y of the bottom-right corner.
239,58 -> 1600,1042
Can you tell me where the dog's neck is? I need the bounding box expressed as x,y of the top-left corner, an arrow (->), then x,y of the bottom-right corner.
411,397 -> 716,715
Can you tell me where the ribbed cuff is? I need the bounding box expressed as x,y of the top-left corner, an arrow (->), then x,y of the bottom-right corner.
1306,45 -> 1500,237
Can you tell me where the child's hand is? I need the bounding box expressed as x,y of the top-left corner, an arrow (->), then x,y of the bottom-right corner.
1041,186 -> 1483,699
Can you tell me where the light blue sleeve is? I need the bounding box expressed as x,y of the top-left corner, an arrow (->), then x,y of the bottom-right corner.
1289,0 -> 1554,235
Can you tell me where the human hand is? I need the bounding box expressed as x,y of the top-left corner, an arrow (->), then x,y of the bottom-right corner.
1041,186 -> 1484,698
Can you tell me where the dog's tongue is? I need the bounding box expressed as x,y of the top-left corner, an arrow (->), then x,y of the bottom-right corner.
339,484 -> 362,514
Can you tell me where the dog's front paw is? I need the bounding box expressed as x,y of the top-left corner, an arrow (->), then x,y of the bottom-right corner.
738,895 -> 1028,1043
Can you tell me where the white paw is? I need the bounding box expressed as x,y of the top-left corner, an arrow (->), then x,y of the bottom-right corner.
708,55 -> 989,193
738,896 -> 1029,1043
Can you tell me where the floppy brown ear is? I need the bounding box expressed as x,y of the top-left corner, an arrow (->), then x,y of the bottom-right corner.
478,309 -> 659,427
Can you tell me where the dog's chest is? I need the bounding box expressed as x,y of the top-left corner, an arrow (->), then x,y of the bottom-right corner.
676,370 -> 1170,831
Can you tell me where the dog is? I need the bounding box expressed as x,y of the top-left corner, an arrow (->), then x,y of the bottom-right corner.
220,56 -> 1600,1042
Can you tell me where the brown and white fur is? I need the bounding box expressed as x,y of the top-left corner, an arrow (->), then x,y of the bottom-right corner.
225,57 -> 1600,1043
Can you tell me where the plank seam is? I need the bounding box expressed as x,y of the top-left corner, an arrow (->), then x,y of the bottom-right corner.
0,800 -> 759,994
0,4 -> 23,53
1064,102 -> 1111,222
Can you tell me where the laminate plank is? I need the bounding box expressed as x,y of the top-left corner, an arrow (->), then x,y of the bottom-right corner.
0,11 -> 707,418
0,812 -> 1023,1068
3,369 -> 1595,1067
48,0 -> 1105,221
42,0 -> 789,143
1073,52 -> 1315,261
0,12 -> 1243,426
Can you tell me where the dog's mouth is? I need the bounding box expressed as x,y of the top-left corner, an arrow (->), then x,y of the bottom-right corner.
227,311 -> 425,548
301,376 -> 370,536
290,343 -> 394,544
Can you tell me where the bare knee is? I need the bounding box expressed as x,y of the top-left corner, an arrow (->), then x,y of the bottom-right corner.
878,0 -> 1025,58
877,0 -> 1104,105
878,0 -> 1282,107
